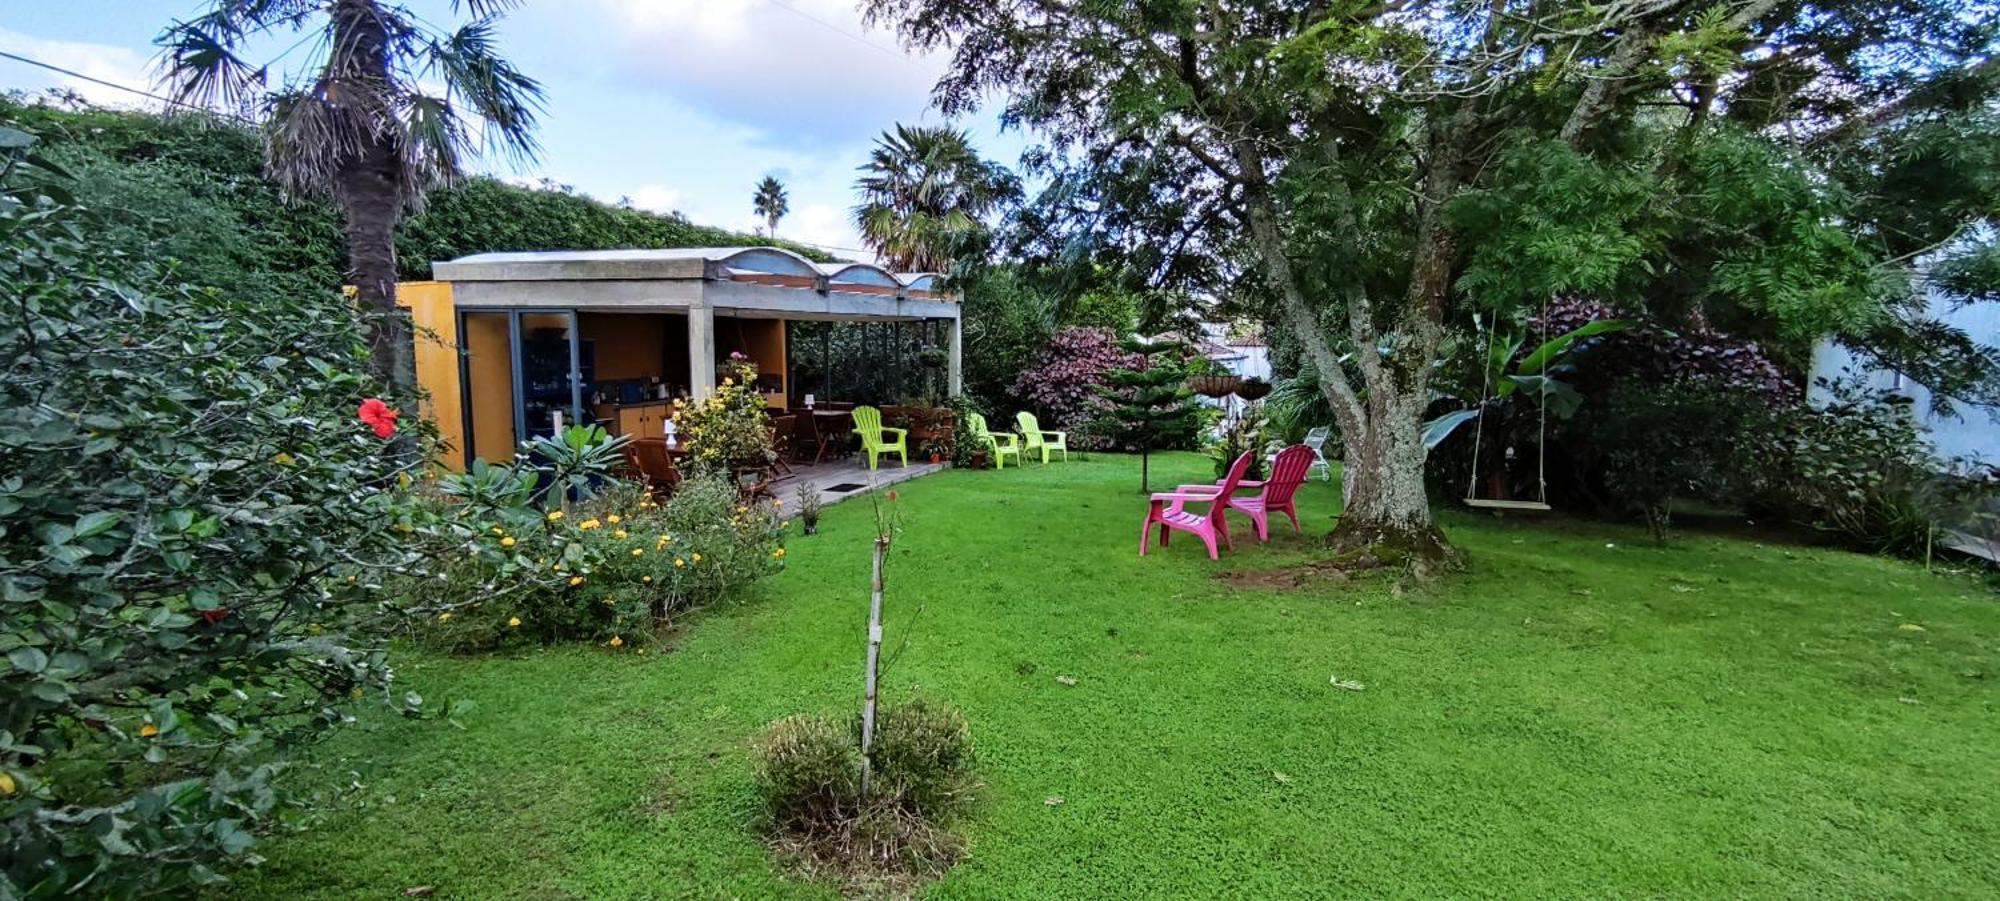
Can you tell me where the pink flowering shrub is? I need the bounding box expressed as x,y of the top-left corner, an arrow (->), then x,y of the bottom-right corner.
1011,326 -> 1142,449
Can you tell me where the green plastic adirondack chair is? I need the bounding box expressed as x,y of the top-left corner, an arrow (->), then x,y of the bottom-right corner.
1015,411 -> 1069,463
851,405 -> 908,470
966,412 -> 1020,468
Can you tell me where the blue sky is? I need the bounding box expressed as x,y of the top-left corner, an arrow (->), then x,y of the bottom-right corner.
0,0 -> 1027,261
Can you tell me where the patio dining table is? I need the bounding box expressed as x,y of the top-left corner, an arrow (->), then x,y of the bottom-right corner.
797,409 -> 855,465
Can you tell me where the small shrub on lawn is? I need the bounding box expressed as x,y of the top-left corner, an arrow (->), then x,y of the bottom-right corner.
407,472 -> 786,649
753,697 -> 977,881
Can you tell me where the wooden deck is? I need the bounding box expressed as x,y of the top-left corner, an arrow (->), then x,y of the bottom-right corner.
768,456 -> 947,506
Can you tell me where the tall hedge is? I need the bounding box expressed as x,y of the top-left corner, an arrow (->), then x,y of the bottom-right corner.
0,93 -> 831,295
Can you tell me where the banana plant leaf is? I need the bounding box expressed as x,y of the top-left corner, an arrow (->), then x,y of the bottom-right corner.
1515,319 -> 1634,377
1421,408 -> 1483,450
1501,374 -> 1584,418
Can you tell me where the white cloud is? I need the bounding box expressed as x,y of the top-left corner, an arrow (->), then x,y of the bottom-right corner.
587,0 -> 947,147
0,28 -> 155,110
782,202 -> 863,257
627,183 -> 684,215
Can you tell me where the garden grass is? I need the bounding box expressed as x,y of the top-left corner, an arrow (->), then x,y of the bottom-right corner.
235,453 -> 2000,898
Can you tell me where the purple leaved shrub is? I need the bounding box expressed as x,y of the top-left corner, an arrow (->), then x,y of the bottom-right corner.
1011,326 -> 1143,449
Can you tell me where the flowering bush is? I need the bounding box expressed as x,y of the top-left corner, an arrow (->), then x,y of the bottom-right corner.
408,473 -> 786,650
674,355 -> 776,476
1011,327 -> 1141,449
1,134 -> 427,894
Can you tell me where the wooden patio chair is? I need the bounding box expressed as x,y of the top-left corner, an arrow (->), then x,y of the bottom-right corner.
1183,444 -> 1314,541
766,414 -> 796,476
623,438 -> 682,501
1140,451 -> 1254,560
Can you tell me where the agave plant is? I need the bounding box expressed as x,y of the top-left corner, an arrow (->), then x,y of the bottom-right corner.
521,425 -> 631,509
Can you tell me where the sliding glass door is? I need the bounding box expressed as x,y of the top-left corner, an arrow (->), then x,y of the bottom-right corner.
455,308 -> 585,463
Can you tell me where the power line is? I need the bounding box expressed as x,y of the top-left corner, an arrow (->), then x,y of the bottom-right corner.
0,49 -> 255,125
762,0 -> 912,61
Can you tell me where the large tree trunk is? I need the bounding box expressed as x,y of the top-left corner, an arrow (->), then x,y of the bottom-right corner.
331,0 -> 412,394
1233,141 -> 1459,572
336,140 -> 412,394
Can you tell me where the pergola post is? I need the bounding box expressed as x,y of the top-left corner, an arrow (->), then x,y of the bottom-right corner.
946,315 -> 963,398
688,302 -> 716,400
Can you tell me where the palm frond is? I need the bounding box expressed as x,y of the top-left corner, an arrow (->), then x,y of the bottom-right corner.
262,88 -> 353,199
400,92 -> 470,198
423,17 -> 545,166
155,17 -> 264,109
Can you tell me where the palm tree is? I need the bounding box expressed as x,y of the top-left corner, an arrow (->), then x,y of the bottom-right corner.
157,0 -> 543,391
752,175 -> 788,238
853,124 -> 1017,272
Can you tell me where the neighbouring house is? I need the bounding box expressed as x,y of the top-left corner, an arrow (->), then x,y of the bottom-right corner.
1195,321 -> 1271,382
399,246 -> 962,469
1808,293 -> 2000,468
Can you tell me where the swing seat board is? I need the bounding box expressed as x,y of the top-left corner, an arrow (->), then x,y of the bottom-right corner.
1465,498 -> 1552,511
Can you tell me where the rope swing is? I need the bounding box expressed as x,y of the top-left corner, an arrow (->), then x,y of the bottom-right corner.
1463,295 -> 1553,512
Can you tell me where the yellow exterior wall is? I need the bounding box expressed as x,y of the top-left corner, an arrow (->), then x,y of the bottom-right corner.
724,317 -> 789,408
462,313 -> 517,465
397,282 -> 467,471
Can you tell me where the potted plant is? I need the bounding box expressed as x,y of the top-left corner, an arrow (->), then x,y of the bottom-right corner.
921,438 -> 948,465
917,347 -> 949,370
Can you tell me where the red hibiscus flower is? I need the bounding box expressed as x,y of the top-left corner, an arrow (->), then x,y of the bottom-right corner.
358,398 -> 399,438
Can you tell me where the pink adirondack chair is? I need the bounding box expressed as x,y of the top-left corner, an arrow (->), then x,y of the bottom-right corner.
1178,444 -> 1314,541
1139,451 -> 1255,560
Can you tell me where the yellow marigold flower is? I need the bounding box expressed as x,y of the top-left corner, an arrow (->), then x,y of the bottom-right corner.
0,773 -> 16,796
437,612 -> 452,623
773,498 -> 784,507
607,514 -> 621,524
674,558 -> 685,568
569,575 -> 585,587
642,575 -> 653,583
273,452 -> 296,466
721,377 -> 734,386
579,518 -> 601,530
139,723 -> 160,738
501,536 -> 516,547
508,616 -> 522,628
491,526 -> 504,535
772,547 -> 786,559
608,635 -> 624,648
631,547 -> 645,557
613,529 -> 628,539
691,552 -> 702,564
547,510 -> 565,521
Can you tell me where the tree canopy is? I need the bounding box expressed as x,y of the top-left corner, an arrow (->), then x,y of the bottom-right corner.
865,0 -> 2000,562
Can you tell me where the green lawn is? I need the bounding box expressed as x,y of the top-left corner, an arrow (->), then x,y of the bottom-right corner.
237,453 -> 1999,898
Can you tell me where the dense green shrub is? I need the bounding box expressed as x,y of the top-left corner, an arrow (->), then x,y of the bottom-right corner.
1763,384 -> 1947,556
1588,383 -> 1774,540
1,130 -> 425,895
410,471 -> 786,650
753,697 -> 977,878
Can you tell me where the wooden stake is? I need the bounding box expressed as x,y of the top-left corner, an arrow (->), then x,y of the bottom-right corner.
859,534 -> 888,798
